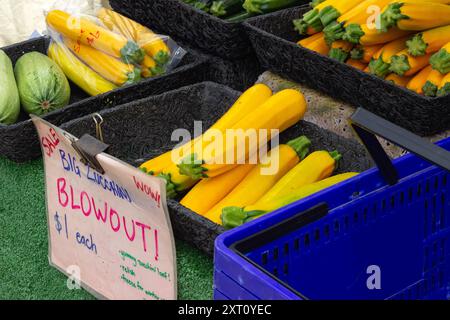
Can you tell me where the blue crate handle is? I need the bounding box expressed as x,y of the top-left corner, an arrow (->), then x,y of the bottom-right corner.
350,108 -> 450,185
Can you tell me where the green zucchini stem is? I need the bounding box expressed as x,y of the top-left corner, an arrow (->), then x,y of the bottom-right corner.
323,20 -> 345,45
177,153 -> 209,179
368,56 -> 391,78
380,2 -> 408,32
286,136 -> 311,160
422,81 -> 438,97
406,33 -> 428,57
319,6 -> 341,27
437,82 -> 450,96
389,54 -> 411,76
430,48 -> 450,74
342,23 -> 365,44
221,206 -> 266,229
329,48 -> 349,63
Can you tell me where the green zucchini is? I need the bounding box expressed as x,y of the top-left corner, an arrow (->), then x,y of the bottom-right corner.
225,10 -> 254,22
243,0 -> 303,14
0,50 -> 20,125
211,0 -> 245,17
14,52 -> 70,116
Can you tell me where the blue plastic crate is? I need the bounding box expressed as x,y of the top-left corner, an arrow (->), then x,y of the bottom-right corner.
214,109 -> 450,300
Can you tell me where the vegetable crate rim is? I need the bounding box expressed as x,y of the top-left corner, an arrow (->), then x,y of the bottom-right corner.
214,109 -> 450,300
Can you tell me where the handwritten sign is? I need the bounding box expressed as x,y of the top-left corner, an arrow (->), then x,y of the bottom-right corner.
32,116 -> 177,300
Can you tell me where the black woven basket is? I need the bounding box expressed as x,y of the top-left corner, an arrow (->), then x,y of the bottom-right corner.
60,82 -> 373,255
244,6 -> 450,136
187,46 -> 263,91
0,36 -> 206,163
109,0 -> 252,59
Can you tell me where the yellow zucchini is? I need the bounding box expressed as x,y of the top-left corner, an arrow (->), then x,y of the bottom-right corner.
48,41 -> 117,96
406,65 -> 433,94
368,35 -> 410,77
437,72 -> 450,96
389,48 -> 432,76
204,136 -> 312,224
221,172 -> 359,229
180,164 -> 256,215
46,10 -> 144,64
385,73 -> 412,87
64,37 -> 140,86
255,150 -> 341,204
407,25 -> 450,57
97,7 -> 170,65
430,42 -> 450,75
303,35 -> 330,55
140,84 -> 272,176
381,2 -> 450,32
422,69 -> 445,97
329,40 -> 353,62
346,58 -> 367,70
343,23 -> 411,46
178,89 -> 308,180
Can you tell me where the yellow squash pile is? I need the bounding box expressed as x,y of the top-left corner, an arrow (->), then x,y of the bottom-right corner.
139,84 -> 358,229
45,8 -> 171,97
295,0 -> 450,97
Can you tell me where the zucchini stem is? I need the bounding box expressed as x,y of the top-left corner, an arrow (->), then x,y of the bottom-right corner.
406,34 -> 427,57
221,206 -> 266,229
157,173 -> 178,199
430,48 -> 450,74
368,56 -> 391,78
126,67 -> 142,84
437,82 -> 450,96
302,9 -> 324,33
389,54 -> 410,76
121,41 -> 145,65
329,48 -> 349,63
422,81 -> 438,97
350,47 -> 364,60
177,153 -> 209,179
329,150 -> 342,164
342,23 -> 365,44
380,3 -> 408,32
319,6 -> 341,27
323,20 -> 345,45
286,136 -> 311,160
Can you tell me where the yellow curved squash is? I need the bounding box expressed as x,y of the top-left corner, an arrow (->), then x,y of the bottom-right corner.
180,164 -> 255,215
222,172 -> 359,229
204,136 -> 312,224
140,84 -> 273,176
255,150 -> 341,204
64,38 -> 140,86
178,89 -> 308,180
48,41 -> 117,96
406,65 -> 433,94
46,10 -> 144,64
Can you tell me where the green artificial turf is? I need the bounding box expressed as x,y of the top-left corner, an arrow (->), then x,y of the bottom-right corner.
0,157 -> 213,300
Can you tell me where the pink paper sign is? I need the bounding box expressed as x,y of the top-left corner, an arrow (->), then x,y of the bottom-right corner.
32,116 -> 177,300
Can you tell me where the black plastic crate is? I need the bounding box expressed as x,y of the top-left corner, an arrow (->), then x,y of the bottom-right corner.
0,36 -> 206,163
60,82 -> 373,255
244,6 -> 450,136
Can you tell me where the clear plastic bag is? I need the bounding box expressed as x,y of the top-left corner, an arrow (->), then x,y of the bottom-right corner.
45,0 -> 186,96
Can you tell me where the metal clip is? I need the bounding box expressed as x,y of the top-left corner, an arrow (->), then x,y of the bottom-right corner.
93,113 -> 105,142
72,134 -> 110,175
